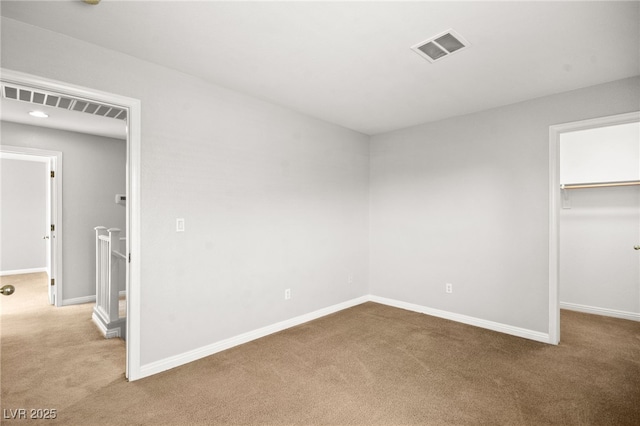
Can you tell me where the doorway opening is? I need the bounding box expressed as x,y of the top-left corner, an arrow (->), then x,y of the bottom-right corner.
0,148 -> 62,306
549,111 -> 640,344
0,68 -> 142,381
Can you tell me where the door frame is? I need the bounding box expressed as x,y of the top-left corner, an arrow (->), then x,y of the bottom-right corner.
0,147 -> 63,306
0,68 -> 142,381
548,111 -> 640,345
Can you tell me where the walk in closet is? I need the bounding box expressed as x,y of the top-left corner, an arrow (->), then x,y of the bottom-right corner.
559,121 -> 640,320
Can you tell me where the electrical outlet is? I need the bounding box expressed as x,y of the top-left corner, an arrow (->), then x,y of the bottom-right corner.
284,288 -> 291,300
176,218 -> 185,232
445,283 -> 453,294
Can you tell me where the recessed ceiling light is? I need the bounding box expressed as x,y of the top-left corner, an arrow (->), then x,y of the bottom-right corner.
29,111 -> 49,118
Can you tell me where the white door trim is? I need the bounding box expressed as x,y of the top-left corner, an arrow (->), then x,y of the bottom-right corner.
0,147 -> 63,306
548,111 -> 640,345
0,68 -> 143,381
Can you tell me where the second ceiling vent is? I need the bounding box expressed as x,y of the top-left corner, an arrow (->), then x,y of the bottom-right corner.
2,84 -> 127,120
411,29 -> 470,63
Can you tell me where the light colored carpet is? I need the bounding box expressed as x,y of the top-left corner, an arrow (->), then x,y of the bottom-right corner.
1,272 -> 639,425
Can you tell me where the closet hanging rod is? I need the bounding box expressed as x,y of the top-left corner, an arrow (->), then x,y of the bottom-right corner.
560,180 -> 640,190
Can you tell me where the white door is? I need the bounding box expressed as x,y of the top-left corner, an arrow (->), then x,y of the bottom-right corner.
46,158 -> 56,305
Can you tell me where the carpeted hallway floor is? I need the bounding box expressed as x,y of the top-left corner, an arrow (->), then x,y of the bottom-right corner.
1,272 -> 639,425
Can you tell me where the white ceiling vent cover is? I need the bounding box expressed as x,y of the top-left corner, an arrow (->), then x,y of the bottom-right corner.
1,84 -> 127,121
411,29 -> 470,63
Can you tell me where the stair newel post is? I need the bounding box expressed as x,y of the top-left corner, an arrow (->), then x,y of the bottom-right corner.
108,228 -> 121,322
94,226 -> 107,314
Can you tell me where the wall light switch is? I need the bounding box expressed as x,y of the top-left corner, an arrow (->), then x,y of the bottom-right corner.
176,218 -> 185,232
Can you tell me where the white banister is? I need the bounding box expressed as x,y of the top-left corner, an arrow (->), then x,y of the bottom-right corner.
112,251 -> 127,261
93,226 -> 126,339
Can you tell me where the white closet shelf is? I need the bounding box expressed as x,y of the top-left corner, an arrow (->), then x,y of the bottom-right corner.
560,180 -> 640,190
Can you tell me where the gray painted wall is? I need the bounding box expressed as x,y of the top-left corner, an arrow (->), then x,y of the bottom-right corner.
1,122 -> 126,302
0,158 -> 47,272
1,18 -> 370,366
369,77 -> 640,334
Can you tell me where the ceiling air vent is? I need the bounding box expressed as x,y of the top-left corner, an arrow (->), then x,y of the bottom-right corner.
411,29 -> 470,63
1,84 -> 127,121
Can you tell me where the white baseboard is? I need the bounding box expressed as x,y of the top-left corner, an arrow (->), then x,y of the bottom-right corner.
0,267 -> 47,277
139,296 -> 369,379
369,295 -> 552,344
138,293 -> 555,380
91,311 -> 125,339
62,291 -> 126,306
560,302 -> 640,322
63,295 -> 95,306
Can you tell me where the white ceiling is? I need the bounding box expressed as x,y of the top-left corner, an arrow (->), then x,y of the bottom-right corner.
1,1 -> 639,136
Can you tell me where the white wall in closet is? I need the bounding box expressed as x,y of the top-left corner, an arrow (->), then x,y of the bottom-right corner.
560,122 -> 639,184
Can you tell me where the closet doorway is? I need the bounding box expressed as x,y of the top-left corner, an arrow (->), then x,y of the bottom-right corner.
549,112 -> 640,344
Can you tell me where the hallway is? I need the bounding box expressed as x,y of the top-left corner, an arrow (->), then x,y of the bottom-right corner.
0,273 -> 125,416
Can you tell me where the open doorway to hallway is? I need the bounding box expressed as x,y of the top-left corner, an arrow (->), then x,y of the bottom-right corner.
0,69 -> 142,380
